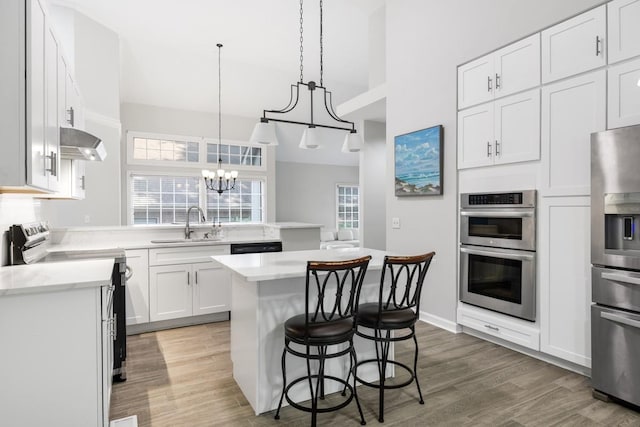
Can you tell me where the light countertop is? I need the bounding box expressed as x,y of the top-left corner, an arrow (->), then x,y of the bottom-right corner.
0,259 -> 114,296
212,247 -> 389,282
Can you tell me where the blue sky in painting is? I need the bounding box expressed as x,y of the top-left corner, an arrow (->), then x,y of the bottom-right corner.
394,126 -> 441,188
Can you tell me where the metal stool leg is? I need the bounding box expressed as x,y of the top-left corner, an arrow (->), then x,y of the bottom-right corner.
350,341 -> 367,425
274,346 -> 288,420
412,330 -> 424,405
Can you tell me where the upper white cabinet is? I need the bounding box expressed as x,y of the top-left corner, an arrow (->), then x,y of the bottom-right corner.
541,70 -> 606,197
608,0 -> 640,64
608,57 -> 640,129
541,5 -> 606,84
458,89 -> 540,169
458,34 -> 540,110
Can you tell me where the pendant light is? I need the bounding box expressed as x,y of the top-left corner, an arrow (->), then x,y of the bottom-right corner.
250,0 -> 363,152
202,43 -> 238,195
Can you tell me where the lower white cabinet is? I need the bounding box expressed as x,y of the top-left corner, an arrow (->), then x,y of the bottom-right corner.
149,245 -> 231,322
0,285 -> 113,427
125,249 -> 149,325
539,197 -> 592,367
608,57 -> 640,129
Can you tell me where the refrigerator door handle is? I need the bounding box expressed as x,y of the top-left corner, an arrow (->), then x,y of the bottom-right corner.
601,272 -> 640,286
601,311 -> 640,329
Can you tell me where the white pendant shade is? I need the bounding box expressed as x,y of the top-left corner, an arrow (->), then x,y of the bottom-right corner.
250,121 -> 279,146
299,127 -> 322,149
341,131 -> 363,153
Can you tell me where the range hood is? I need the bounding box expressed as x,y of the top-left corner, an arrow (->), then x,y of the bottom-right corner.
59,127 -> 107,161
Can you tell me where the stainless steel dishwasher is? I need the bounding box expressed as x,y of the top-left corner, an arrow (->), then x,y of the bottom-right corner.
230,241 -> 283,255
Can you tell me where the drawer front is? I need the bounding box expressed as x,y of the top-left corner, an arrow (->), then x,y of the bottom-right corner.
458,305 -> 540,350
149,245 -> 230,266
592,266 -> 640,312
591,304 -> 640,406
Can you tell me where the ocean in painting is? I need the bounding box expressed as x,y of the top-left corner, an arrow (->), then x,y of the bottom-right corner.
394,126 -> 441,195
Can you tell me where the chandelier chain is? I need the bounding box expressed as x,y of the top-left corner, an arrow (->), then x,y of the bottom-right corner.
217,44 -> 222,163
319,0 -> 323,87
299,0 -> 304,83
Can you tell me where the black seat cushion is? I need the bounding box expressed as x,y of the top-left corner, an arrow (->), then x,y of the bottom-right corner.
356,302 -> 417,330
284,313 -> 354,344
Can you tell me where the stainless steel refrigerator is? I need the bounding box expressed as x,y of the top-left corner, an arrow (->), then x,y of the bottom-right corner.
591,124 -> 640,407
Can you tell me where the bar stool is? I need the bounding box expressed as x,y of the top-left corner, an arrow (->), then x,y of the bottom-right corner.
274,256 -> 372,427
354,252 -> 435,422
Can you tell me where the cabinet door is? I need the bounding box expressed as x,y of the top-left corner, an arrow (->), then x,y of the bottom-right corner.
58,56 -> 69,127
149,264 -> 192,321
27,0 -> 48,190
494,33 -> 540,99
539,197 -> 591,367
71,159 -> 86,199
65,73 -> 80,128
541,70 -> 606,196
608,58 -> 640,129
541,5 -> 606,84
44,26 -> 59,192
125,249 -> 149,325
457,102 -> 494,169
458,54 -> 494,110
192,261 -> 231,315
608,0 -> 640,64
494,89 -> 540,165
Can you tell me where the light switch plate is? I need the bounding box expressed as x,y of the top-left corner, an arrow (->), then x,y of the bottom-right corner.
392,217 -> 400,229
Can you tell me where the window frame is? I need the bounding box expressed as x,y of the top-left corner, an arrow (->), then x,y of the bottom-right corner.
127,169 -> 267,226
336,183 -> 360,230
126,131 -> 267,172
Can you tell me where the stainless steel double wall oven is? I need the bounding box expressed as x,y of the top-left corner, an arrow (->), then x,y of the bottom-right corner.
460,190 -> 537,321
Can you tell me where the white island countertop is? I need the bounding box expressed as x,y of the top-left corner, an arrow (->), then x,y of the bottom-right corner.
0,259 -> 114,296
213,247 -> 389,281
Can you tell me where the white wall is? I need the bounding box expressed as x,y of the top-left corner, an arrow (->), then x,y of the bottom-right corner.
368,5 -> 386,88
119,102 -> 277,224
42,11 -> 122,227
386,0 -> 605,326
276,161 -> 358,230
361,121 -> 386,250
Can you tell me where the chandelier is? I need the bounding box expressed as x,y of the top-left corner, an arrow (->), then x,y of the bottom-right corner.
249,0 -> 363,153
202,43 -> 238,194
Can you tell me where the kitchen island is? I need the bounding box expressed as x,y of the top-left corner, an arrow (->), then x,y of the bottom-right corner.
213,247 -> 390,415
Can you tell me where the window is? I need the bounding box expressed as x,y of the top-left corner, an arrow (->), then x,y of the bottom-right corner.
337,185 -> 359,229
127,131 -> 267,226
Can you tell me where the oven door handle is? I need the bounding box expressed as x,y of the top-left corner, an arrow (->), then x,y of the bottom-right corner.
601,311 -> 640,329
460,210 -> 533,218
601,272 -> 640,286
460,246 -> 534,261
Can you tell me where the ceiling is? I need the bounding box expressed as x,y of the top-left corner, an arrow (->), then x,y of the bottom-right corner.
54,0 -> 384,122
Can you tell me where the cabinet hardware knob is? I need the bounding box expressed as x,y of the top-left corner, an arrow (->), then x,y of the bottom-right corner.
487,141 -> 492,157
495,73 -> 500,89
484,324 -> 500,332
487,76 -> 493,92
495,140 -> 500,156
595,36 -> 602,56
45,151 -> 57,177
67,106 -> 75,127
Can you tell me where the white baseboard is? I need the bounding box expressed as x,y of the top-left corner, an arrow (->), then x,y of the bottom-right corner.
419,311 -> 462,334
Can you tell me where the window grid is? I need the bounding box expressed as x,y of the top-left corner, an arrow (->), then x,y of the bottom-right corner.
131,175 -> 201,225
133,137 -> 199,163
207,143 -> 262,166
337,185 -> 359,230
206,180 -> 263,223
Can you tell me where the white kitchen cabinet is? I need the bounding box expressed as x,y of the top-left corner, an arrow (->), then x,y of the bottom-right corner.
458,89 -> 540,169
192,261 -> 231,315
608,57 -> 640,129
541,5 -> 606,84
458,33 -> 540,110
541,70 -> 606,196
539,197 -> 591,367
149,245 -> 231,322
0,285 -> 114,427
65,71 -> 85,129
608,0 -> 640,64
0,0 -> 64,193
125,249 -> 150,325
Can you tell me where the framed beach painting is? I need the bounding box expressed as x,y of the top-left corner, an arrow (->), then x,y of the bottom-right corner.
394,125 -> 443,196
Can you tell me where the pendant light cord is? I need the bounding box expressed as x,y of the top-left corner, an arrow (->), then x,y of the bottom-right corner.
319,0 -> 323,87
217,43 -> 223,166
299,0 -> 304,83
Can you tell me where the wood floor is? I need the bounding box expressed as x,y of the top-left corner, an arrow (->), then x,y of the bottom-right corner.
110,321 -> 640,426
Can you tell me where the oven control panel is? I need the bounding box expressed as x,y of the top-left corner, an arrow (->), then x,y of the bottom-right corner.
461,190 -> 536,209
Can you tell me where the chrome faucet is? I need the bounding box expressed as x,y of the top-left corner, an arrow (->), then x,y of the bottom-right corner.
185,206 -> 206,239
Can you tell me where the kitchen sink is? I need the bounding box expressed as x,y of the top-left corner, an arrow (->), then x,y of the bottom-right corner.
150,238 -> 222,244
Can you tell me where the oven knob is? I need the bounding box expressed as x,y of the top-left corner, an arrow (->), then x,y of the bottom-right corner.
25,228 -> 31,236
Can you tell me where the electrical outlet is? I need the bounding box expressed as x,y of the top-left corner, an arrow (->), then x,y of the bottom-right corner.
392,217 -> 400,229
84,215 -> 91,224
